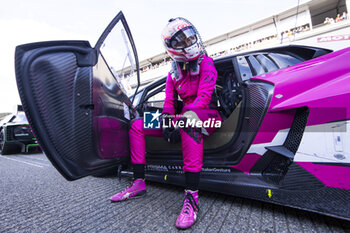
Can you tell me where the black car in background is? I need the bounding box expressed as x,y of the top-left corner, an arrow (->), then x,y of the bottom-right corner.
0,108 -> 39,155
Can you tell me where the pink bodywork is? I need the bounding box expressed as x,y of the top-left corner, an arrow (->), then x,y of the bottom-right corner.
253,47 -> 350,126
250,47 -> 350,147
297,162 -> 350,190
236,47 -> 350,190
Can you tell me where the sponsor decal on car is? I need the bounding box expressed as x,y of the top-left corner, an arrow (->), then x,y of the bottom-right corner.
146,165 -> 232,173
317,34 -> 350,42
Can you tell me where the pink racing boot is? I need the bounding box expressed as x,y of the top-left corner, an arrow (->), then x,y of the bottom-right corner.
176,190 -> 199,229
110,179 -> 146,202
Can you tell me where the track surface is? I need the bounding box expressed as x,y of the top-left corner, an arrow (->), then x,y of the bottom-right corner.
1,153 -> 350,232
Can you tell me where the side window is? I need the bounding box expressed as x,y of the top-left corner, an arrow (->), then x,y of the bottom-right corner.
267,53 -> 303,69
98,19 -> 138,97
11,113 -> 28,124
147,91 -> 166,108
132,91 -> 144,107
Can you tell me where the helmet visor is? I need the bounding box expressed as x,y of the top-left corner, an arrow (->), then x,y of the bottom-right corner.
170,26 -> 198,49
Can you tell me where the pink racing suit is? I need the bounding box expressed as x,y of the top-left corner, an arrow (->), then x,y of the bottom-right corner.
129,54 -> 221,172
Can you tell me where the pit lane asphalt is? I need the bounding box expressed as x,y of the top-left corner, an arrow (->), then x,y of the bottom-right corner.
1,153 -> 350,233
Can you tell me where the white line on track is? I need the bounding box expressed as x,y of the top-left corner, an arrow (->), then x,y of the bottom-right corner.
0,156 -> 44,168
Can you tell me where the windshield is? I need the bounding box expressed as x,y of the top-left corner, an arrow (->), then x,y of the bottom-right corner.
10,112 -> 28,124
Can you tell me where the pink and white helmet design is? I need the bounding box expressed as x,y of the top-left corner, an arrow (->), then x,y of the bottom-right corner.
161,18 -> 203,62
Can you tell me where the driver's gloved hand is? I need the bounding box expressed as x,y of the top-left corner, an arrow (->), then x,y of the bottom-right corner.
161,113 -> 181,144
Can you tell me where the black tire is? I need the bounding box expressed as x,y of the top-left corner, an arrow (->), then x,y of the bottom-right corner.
0,129 -> 8,155
0,129 -> 17,155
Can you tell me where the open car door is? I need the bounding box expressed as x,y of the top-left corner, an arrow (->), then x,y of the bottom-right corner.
15,11 -> 140,180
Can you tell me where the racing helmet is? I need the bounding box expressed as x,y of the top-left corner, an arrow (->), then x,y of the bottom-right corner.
161,17 -> 205,62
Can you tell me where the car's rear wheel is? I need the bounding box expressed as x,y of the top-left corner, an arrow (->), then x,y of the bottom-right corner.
0,129 -> 14,155
0,130 -> 6,155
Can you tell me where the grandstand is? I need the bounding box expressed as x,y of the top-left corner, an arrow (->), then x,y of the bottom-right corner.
124,0 -> 350,91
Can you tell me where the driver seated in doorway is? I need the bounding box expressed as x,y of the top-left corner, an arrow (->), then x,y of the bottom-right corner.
110,17 -> 222,229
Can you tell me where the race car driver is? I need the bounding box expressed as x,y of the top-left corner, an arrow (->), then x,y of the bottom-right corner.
110,17 -> 222,229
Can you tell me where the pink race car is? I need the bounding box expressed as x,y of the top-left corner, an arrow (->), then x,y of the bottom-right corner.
15,12 -> 350,220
